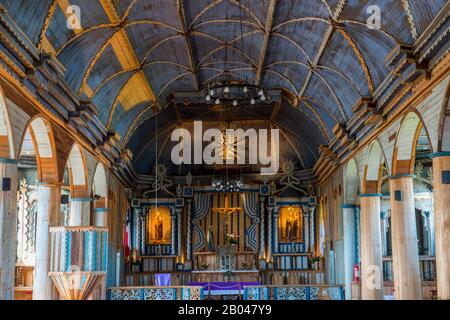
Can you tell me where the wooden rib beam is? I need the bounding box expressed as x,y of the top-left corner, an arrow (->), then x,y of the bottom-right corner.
337,27 -> 375,94
255,0 -> 277,84
298,0 -> 347,100
177,0 -> 199,91
98,0 -> 156,128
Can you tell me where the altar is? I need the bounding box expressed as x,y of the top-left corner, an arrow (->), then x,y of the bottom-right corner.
122,160 -> 321,300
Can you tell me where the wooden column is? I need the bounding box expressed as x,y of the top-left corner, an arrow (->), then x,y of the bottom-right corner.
389,175 -> 422,300
432,156 -> 450,299
186,199 -> 192,263
33,183 -> 61,300
273,206 -> 280,254
359,194 -> 384,300
266,207 -> 273,262
93,197 -> 108,227
259,198 -> 265,260
176,207 -> 183,262
342,204 -> 356,300
0,159 -> 18,300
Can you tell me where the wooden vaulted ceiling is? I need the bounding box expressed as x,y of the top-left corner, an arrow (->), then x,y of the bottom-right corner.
1,0 -> 447,174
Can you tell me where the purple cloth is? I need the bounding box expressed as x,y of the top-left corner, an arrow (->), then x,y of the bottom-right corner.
155,274 -> 171,286
188,282 -> 261,292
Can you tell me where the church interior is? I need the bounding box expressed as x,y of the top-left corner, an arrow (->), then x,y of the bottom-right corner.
0,0 -> 449,301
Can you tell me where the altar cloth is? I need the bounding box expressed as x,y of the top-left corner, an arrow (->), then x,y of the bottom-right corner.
155,274 -> 172,286
188,282 -> 261,295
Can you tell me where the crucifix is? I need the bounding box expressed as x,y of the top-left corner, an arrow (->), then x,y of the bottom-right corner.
212,193 -> 241,242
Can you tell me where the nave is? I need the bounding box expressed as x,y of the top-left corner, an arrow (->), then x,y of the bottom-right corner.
0,0 -> 449,301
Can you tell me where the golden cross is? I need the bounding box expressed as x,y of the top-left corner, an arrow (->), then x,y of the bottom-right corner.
212,193 -> 241,216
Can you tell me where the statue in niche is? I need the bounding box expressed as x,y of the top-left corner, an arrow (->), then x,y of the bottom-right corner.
154,211 -> 163,241
207,225 -> 215,252
286,207 -> 300,241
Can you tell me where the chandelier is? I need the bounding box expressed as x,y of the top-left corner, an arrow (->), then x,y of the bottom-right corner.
211,177 -> 244,192
205,81 -> 267,107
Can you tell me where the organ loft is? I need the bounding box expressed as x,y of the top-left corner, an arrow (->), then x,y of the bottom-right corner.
0,0 -> 449,302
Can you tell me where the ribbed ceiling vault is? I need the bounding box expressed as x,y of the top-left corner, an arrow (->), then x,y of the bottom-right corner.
1,0 -> 447,174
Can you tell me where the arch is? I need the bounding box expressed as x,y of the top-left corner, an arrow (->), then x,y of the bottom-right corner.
344,158 -> 359,204
392,111 -> 431,175
20,116 -> 59,184
65,143 -> 89,198
92,162 -> 109,228
438,80 -> 450,152
0,85 -> 14,159
92,162 -> 108,199
363,140 -> 386,193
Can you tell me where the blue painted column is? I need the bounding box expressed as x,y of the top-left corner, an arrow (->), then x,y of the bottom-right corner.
259,198 -> 265,260
273,206 -> 280,255
342,204 -> 357,300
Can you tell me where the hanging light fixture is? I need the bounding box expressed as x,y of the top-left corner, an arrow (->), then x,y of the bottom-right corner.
202,0 -> 267,108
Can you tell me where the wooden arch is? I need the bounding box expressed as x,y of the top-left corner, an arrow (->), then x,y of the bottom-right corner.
0,85 -> 14,159
21,116 -> 59,184
92,162 -> 108,199
65,143 -> 89,198
344,158 -> 359,204
438,81 -> 450,152
363,139 -> 386,193
392,110 -> 431,175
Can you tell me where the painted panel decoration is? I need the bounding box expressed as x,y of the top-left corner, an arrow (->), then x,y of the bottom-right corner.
108,287 -> 204,300
243,286 -> 344,300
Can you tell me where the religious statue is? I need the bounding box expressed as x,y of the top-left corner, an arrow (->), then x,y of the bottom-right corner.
286,207 -> 299,241
154,211 -> 163,241
207,225 -> 215,252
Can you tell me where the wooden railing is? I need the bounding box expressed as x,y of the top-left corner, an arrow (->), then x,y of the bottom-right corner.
382,255 -> 436,282
243,285 -> 344,300
108,286 -> 204,300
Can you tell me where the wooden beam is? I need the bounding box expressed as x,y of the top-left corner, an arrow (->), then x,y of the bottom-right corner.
177,0 -> 199,91
98,0 -> 157,127
255,0 -> 277,84
298,0 -> 346,98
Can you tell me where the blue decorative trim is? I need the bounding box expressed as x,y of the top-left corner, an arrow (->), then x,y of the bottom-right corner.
424,152 -> 450,159
94,208 -> 110,212
358,193 -> 382,198
0,158 -> 18,164
70,198 -> 93,202
341,204 -> 357,209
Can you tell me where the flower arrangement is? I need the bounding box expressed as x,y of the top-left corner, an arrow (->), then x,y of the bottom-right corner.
241,261 -> 250,270
200,263 -> 209,270
308,253 -> 321,270
225,234 -> 239,245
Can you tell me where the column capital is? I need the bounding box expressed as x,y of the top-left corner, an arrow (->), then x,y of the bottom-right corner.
36,182 -> 63,188
386,174 -> 416,180
428,151 -> 450,159
341,203 -> 358,209
70,197 -> 93,202
358,193 -> 382,198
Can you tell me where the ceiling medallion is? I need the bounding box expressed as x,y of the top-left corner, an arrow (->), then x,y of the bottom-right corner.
204,81 -> 268,107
